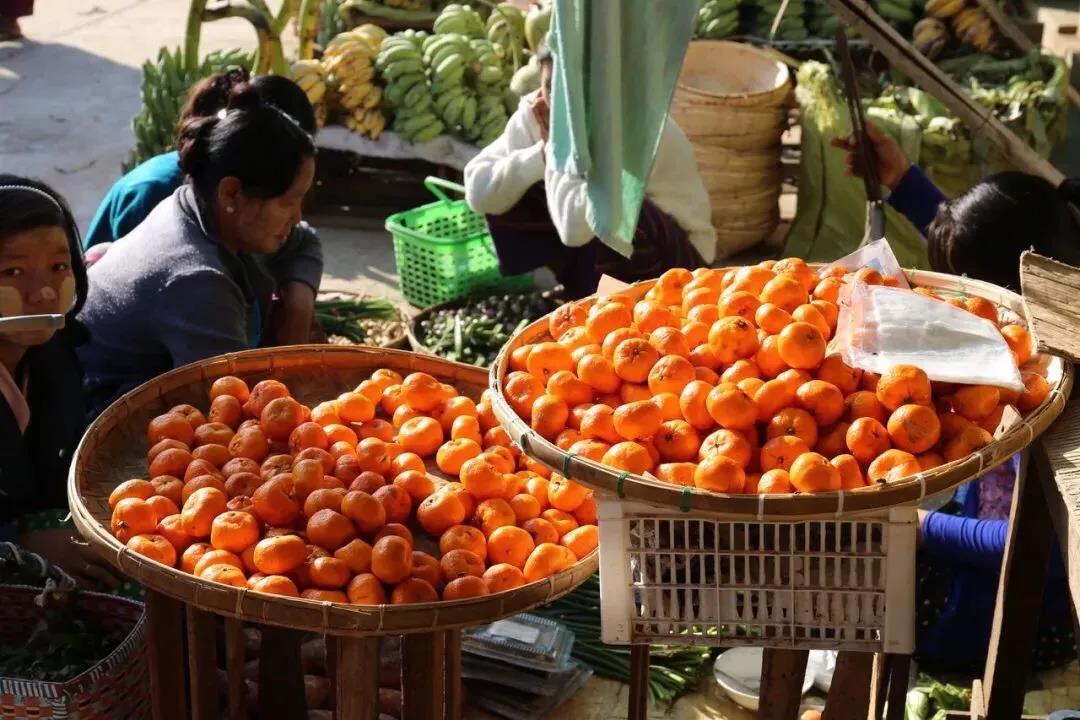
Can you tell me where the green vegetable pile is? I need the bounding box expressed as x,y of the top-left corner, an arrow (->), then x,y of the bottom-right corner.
417,290 -> 560,366
532,575 -> 713,706
315,296 -> 405,347
905,674 -> 972,720
0,582 -> 125,683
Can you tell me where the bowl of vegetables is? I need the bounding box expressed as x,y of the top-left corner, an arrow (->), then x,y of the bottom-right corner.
316,291 -> 408,348
409,289 -> 563,366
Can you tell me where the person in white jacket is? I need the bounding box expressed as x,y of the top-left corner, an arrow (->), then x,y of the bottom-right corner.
463,46 -> 716,298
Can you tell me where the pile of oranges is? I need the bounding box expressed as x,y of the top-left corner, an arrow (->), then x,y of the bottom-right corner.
501,258 -> 1050,494
108,369 -> 597,604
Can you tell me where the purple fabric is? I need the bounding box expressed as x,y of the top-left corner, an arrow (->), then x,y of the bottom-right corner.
887,165 -> 947,237
485,183 -> 703,299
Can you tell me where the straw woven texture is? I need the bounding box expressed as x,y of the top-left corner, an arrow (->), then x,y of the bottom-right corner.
490,271 -> 1073,519
69,346 -> 597,636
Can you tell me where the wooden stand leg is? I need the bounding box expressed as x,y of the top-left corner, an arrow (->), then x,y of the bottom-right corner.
145,591 -> 188,720
628,645 -> 650,720
446,629 -> 463,720
823,651 -> 875,720
223,619 -> 247,720
759,648 -> 809,720
883,655 -> 911,720
186,607 -> 219,720
402,631 -> 446,720
335,636 -> 380,720
983,448 -> 1055,720
259,625 -> 308,719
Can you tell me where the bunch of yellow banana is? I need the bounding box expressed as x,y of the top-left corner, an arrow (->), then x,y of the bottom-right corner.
287,60 -> 327,109
323,26 -> 387,138
952,5 -> 997,51
923,0 -> 966,20
912,17 -> 949,59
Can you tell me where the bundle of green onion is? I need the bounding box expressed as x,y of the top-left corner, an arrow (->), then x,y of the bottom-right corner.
315,296 -> 403,346
531,575 -> 713,706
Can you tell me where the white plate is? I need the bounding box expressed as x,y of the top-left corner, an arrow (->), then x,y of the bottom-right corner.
713,648 -> 815,712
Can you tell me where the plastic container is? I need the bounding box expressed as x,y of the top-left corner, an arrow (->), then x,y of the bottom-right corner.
385,177 -> 533,308
596,498 -> 917,654
463,614 -> 575,673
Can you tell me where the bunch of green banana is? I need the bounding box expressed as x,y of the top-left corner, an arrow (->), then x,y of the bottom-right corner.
287,60 -> 328,111
324,28 -> 385,138
340,0 -> 438,21
924,0 -> 966,20
877,0 -> 920,29
422,32 -> 475,136
952,5 -> 998,51
464,92 -> 510,148
433,4 -> 485,38
379,0 -> 431,10
751,0 -> 809,40
485,2 -> 525,57
695,0 -> 740,39
126,46 -> 251,172
379,32 -> 432,109
912,17 -> 950,59
807,4 -> 843,37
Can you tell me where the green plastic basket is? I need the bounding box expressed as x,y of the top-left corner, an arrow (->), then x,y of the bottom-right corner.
386,177 -> 534,308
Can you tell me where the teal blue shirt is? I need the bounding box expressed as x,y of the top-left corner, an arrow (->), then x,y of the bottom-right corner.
84,152 -> 184,249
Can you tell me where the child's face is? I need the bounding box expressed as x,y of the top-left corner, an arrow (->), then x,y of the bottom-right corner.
0,225 -> 74,347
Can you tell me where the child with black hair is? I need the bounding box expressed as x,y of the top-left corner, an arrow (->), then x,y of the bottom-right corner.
833,126 -> 1080,671
0,176 -> 119,587
78,83 -> 318,418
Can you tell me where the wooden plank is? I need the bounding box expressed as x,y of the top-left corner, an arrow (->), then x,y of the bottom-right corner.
823,0 -> 1065,186
823,651 -> 875,720
145,591 -> 188,720
223,619 -> 247,720
759,648 -> 810,720
259,625 -> 308,719
335,636 -> 379,720
186,606 -> 220,720
628,645 -> 651,720
402,631 -> 446,720
983,450 -> 1055,719
1020,252 -> 1080,363
446,629 -> 464,720
884,655 -> 911,720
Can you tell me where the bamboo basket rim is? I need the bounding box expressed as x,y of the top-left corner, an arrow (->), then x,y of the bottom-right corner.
69,346 -> 598,636
677,40 -> 792,102
489,270 -> 1073,520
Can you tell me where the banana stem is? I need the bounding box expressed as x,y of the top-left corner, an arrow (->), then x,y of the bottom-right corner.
185,0 -> 208,73
204,1 -> 286,74
476,0 -> 523,71
297,0 -> 320,59
271,0 -> 300,35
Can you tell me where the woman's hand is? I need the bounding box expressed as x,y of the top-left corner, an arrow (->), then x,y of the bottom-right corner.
18,528 -> 122,589
829,121 -> 912,191
269,281 -> 317,346
531,93 -> 550,143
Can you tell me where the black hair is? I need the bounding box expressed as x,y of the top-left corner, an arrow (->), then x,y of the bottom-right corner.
927,171 -> 1080,291
252,75 -> 317,136
0,175 -> 88,317
177,83 -> 316,205
180,70 -> 316,137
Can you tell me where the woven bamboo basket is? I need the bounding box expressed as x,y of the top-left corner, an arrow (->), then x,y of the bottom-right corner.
69,346 -> 598,637
670,41 -> 793,259
489,271 -> 1072,519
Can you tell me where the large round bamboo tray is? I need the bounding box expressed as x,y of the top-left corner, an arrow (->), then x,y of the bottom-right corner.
489,270 -> 1073,519
69,346 -> 598,637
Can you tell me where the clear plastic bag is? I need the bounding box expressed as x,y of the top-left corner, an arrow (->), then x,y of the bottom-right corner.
824,238 -> 910,289
835,280 -> 1024,391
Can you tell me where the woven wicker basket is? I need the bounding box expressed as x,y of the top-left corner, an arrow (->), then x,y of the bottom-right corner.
69,346 -> 598,637
489,271 -> 1073,519
0,585 -> 149,719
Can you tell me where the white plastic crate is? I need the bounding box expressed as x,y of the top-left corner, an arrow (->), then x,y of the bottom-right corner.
597,499 -> 916,654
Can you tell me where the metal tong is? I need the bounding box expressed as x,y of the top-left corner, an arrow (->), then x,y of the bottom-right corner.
834,28 -> 886,245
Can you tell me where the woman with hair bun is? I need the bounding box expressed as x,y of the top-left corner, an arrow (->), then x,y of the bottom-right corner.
78,83 -> 318,417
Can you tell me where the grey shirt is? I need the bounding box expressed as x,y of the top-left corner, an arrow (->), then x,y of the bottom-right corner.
77,185 -> 322,416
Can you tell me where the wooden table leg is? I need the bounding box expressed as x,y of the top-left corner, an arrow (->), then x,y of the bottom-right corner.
883,655 -> 911,720
335,636 -> 380,720
823,651 -> 875,720
446,629 -> 463,720
628,645 -> 650,720
759,648 -> 809,720
186,607 -> 219,720
402,631 -> 446,720
145,591 -> 188,720
984,448 -> 1055,720
223,619 -> 247,720
258,625 -> 308,719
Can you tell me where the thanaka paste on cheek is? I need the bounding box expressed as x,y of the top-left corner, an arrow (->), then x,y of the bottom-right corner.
58,276 -> 76,313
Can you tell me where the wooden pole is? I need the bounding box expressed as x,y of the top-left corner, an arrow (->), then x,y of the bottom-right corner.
822,0 -> 1065,186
